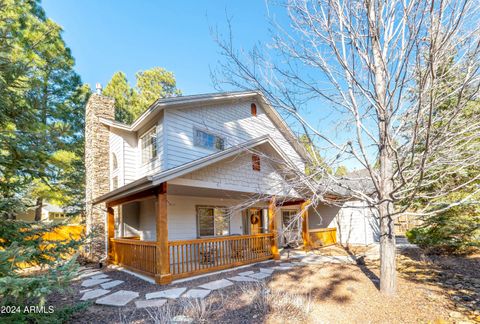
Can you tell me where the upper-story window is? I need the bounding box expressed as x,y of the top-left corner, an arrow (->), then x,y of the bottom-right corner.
194,129 -> 225,151
251,103 -> 257,116
112,153 -> 118,171
141,126 -> 157,164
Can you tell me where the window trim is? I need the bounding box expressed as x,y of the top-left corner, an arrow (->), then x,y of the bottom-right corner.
252,154 -> 261,171
281,209 -> 300,231
112,153 -> 118,171
193,127 -> 225,151
140,125 -> 158,165
196,205 -> 230,238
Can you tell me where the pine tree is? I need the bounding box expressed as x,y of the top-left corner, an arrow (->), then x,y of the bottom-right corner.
103,67 -> 181,124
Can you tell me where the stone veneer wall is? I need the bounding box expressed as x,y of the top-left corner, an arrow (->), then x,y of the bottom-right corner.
85,94 -> 115,261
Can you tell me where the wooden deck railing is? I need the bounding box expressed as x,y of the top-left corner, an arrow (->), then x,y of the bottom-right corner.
168,233 -> 274,279
110,238 -> 157,277
110,234 -> 275,281
308,228 -> 337,247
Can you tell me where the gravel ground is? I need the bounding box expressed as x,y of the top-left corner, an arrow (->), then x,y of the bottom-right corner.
44,247 -> 479,324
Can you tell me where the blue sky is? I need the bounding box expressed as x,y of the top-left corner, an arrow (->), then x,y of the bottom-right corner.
42,0 -> 275,94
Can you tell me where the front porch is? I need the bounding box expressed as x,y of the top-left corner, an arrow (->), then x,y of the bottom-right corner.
105,182 -> 289,284
104,182 -> 337,284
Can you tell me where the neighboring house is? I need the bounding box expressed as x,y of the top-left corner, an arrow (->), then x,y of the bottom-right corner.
16,202 -> 68,223
85,89 -> 378,284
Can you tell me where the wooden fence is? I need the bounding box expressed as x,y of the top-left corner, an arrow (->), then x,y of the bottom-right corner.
308,228 -> 337,247
109,233 -> 274,280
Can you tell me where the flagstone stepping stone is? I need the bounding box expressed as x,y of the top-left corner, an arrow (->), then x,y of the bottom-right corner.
198,279 -> 233,290
279,263 -> 295,267
79,288 -> 93,294
238,270 -> 255,276
259,268 -> 274,274
75,270 -> 103,280
95,290 -> 139,307
80,289 -> 110,301
101,280 -> 124,289
172,315 -> 194,323
182,289 -> 211,299
228,276 -> 259,282
81,278 -> 112,287
90,274 -> 109,280
272,266 -> 293,271
146,287 -> 187,300
247,272 -> 271,280
135,299 -> 167,309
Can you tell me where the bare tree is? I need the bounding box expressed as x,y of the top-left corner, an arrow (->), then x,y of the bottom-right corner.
213,0 -> 480,294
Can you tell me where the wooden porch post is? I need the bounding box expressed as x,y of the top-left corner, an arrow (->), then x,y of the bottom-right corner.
107,206 -> 114,262
155,183 -> 172,285
268,196 -> 280,260
301,200 -> 310,250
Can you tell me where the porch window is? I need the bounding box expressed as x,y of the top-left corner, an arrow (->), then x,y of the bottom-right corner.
141,126 -> 157,164
282,210 -> 299,231
193,129 -> 224,151
197,206 -> 230,237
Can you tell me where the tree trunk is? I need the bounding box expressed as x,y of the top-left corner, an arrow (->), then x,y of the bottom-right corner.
366,0 -> 397,295
34,197 -> 43,221
379,200 -> 397,294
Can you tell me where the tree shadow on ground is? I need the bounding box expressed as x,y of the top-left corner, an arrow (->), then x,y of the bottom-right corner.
343,247 -> 380,289
396,247 -> 480,320
269,264 -> 359,304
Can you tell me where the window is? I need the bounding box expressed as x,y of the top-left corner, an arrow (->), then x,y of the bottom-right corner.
141,126 -> 157,164
50,212 -> 66,220
252,154 -> 261,171
112,176 -> 118,190
197,206 -> 230,237
112,153 -> 118,171
282,210 -> 299,231
193,129 -> 225,151
251,103 -> 257,116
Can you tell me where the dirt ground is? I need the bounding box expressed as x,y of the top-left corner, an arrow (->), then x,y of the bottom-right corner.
47,246 -> 479,324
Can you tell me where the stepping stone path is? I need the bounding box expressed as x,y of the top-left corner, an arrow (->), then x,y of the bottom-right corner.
81,289 -> 110,301
238,270 -> 255,276
96,290 -> 139,306
76,270 -> 103,280
90,274 -> 110,280
135,299 -> 167,309
81,278 -> 112,288
228,276 -> 259,282
182,289 -> 211,299
198,279 -> 233,291
247,272 -> 271,280
259,268 -> 274,274
101,280 -> 124,289
146,287 -> 187,300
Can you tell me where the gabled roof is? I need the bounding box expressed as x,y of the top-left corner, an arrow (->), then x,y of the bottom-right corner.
93,135 -> 310,205
99,90 -> 308,161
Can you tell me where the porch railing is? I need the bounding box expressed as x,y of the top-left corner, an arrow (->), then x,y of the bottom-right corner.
308,228 -> 337,247
168,233 -> 274,279
109,233 -> 275,281
110,238 -> 157,277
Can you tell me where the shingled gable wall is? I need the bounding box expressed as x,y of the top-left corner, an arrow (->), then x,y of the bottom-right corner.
85,93 -> 115,261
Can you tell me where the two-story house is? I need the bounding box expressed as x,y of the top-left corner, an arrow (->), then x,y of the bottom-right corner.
85,89 -> 378,285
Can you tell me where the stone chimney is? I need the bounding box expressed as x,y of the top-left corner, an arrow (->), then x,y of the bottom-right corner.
85,90 -> 115,262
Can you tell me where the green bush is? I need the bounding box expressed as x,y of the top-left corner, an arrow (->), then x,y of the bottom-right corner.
406,205 -> 480,254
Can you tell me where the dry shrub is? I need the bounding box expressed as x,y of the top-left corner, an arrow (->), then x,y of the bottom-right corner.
237,281 -> 313,322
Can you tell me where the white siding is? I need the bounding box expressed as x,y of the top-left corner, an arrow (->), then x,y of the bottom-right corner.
109,129 -> 124,187
123,132 -> 137,184
308,201 -> 379,245
178,152 -> 300,197
137,114 -> 165,178
164,101 -> 304,171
